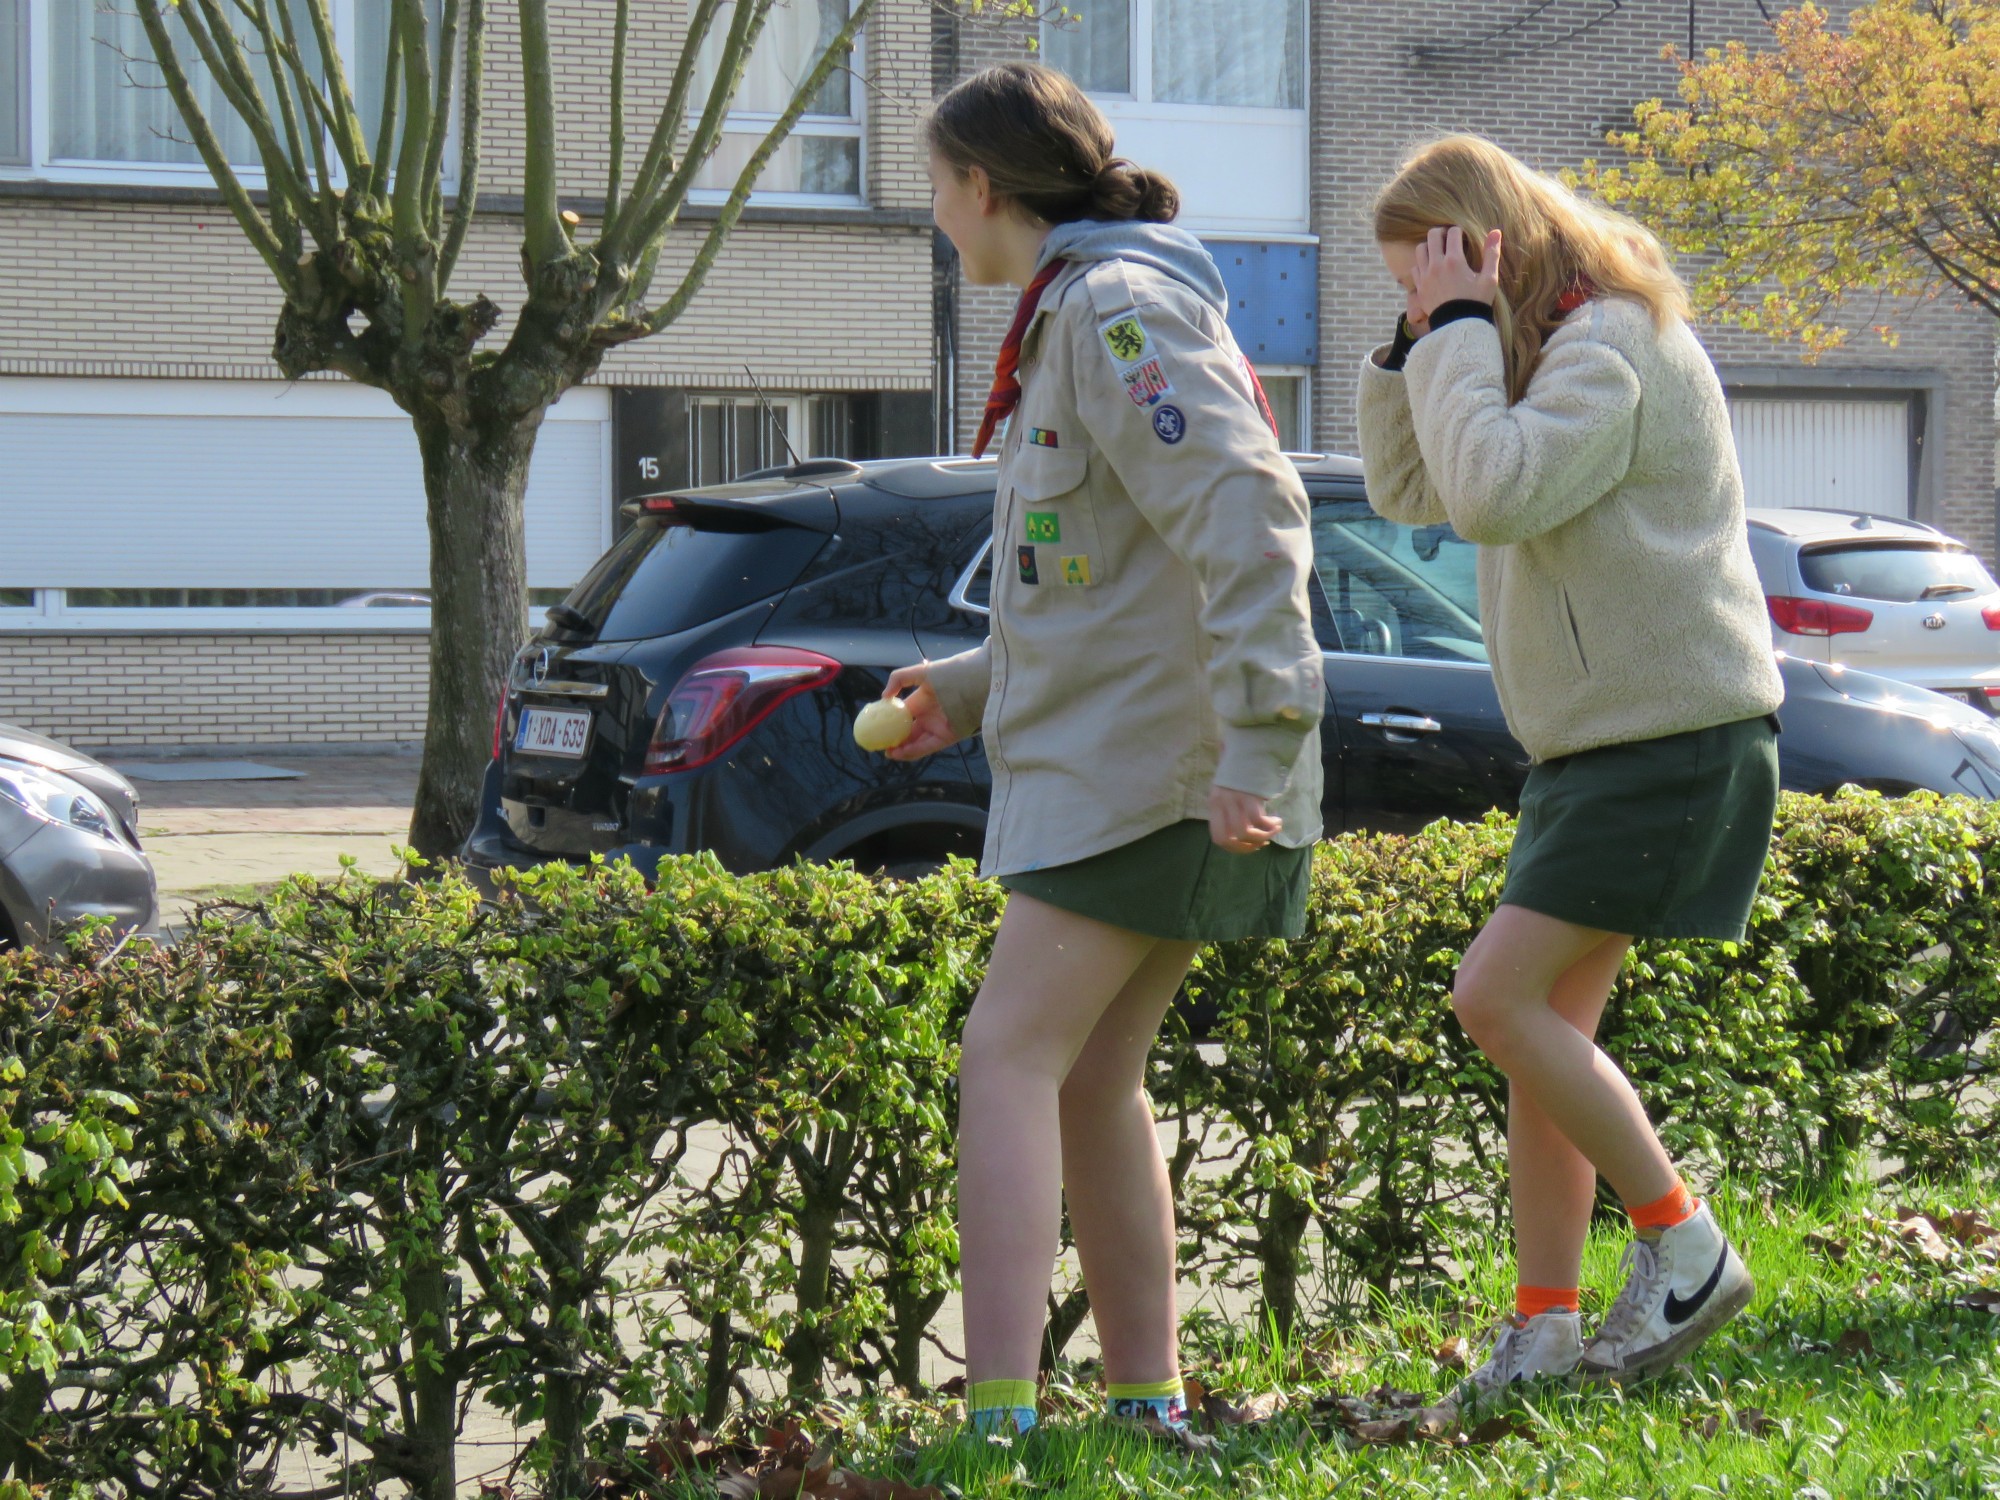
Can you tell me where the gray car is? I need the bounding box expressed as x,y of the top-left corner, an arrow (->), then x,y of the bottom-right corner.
0,724 -> 158,947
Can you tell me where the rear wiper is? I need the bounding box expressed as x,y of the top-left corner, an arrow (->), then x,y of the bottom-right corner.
1920,583 -> 1978,600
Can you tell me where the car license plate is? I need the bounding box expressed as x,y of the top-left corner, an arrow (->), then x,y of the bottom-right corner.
515,706 -> 591,759
1943,689 -> 1979,707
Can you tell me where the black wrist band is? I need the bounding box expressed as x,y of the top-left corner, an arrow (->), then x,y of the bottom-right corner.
1383,316 -> 1418,372
1429,299 -> 1497,331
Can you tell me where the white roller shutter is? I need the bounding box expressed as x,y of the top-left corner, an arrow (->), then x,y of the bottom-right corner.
1728,395 -> 1912,516
0,378 -> 609,590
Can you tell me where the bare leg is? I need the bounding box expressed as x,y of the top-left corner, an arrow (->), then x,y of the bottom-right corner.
1505,933 -> 1634,1290
1058,939 -> 1200,1385
1453,906 -> 1674,1209
957,894 -> 1161,1386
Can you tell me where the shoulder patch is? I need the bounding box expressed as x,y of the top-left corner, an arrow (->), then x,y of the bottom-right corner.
1100,312 -> 1154,369
1152,405 -> 1187,445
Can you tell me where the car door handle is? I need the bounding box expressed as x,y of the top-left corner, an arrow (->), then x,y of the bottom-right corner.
1360,712 -> 1443,734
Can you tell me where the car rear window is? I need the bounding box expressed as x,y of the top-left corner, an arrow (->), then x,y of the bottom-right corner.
562,517 -> 827,643
1798,542 -> 1999,604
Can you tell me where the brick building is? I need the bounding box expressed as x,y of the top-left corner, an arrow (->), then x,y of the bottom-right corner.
944,0 -> 1997,565
0,0 -> 940,748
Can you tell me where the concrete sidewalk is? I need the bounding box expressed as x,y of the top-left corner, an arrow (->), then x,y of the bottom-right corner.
125,752 -> 420,927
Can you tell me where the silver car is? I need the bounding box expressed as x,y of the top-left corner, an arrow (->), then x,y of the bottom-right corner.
0,724 -> 158,947
1747,509 -> 2000,716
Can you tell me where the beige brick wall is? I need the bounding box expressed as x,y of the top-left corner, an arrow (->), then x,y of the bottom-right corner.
1,634 -> 429,748
1313,0 -> 1998,562
0,1 -> 938,392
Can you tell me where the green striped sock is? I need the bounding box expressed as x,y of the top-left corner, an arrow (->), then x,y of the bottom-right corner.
967,1378 -> 1038,1435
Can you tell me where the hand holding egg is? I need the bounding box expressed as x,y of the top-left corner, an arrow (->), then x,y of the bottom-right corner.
854,695 -> 915,752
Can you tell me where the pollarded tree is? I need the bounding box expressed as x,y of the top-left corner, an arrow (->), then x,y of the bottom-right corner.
135,0 -> 1024,855
1579,0 -> 2000,353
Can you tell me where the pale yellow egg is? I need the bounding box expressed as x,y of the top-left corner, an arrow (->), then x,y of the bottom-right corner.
853,696 -> 915,752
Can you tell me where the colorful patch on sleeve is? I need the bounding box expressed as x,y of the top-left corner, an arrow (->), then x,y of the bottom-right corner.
1016,545 -> 1040,586
1024,511 -> 1062,545
1027,428 -> 1060,448
1058,555 -> 1093,587
1151,405 -> 1187,445
1099,313 -> 1153,367
1121,357 -> 1175,409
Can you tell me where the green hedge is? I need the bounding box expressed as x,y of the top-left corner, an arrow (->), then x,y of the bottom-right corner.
2,790 -> 1996,1497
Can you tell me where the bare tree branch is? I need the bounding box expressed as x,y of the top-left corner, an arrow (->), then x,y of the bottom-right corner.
606,0 -> 631,227
421,0 -> 463,238
130,0 -> 291,287
439,0 -> 483,291
177,0 -> 316,229
265,0 -> 342,225
234,0 -> 317,211
517,0 -> 569,270
644,0 -> 878,334
367,17 -> 404,207
392,0 -> 435,247
601,0 -> 728,260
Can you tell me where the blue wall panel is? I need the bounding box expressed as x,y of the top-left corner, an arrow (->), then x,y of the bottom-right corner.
1207,240 -> 1318,367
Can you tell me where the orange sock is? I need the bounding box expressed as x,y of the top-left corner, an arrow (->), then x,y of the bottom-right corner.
1627,1178 -> 1698,1231
1516,1284 -> 1579,1319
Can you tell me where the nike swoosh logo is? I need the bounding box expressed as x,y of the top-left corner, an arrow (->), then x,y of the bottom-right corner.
1664,1248 -> 1729,1325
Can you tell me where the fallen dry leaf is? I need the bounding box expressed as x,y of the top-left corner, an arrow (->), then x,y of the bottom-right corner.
1833,1328 -> 1877,1360
1435,1336 -> 1469,1372
1688,1412 -> 1724,1441
1803,1229 -> 1850,1264
1462,1412 -> 1538,1448
1353,1416 -> 1412,1445
935,1375 -> 967,1399
1949,1210 -> 1997,1247
1191,1384 -> 1288,1427
1952,1287 -> 2000,1313
1735,1407 -> 1774,1438
1893,1214 -> 1953,1264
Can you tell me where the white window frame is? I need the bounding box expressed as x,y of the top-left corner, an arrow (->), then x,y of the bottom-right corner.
0,0 -> 456,191
1040,0 -> 1307,115
688,0 -> 867,210
1252,364 -> 1312,454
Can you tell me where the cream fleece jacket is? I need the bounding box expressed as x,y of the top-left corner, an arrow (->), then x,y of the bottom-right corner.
1357,297 -> 1782,762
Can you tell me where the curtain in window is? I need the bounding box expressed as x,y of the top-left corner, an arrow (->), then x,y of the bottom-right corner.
1041,0 -> 1131,95
701,0 -> 854,117
0,0 -> 21,163
353,0 -> 448,161
1154,0 -> 1303,108
52,3 -> 276,164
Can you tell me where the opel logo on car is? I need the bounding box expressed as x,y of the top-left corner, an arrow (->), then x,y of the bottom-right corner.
533,647 -> 552,683
1924,614 -> 1948,631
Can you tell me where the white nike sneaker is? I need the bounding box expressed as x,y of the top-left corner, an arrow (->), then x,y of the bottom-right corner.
1443,1308 -> 1583,1415
1578,1203 -> 1754,1382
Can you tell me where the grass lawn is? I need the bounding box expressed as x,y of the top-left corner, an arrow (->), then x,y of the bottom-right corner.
661,1176 -> 2000,1499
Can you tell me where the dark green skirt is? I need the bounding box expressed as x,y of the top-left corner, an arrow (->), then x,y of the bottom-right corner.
998,820 -> 1312,942
1501,714 -> 1780,942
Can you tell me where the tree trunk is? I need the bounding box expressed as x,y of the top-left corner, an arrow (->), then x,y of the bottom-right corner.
407,413 -> 538,858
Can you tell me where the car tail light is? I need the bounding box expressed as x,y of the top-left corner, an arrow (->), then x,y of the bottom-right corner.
1767,595 -> 1875,637
644,647 -> 841,775
493,683 -> 510,760
639,496 -> 686,522
1983,603 -> 2000,631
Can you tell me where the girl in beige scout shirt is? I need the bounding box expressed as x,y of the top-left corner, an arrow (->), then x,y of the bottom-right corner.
878,63 -> 1323,1442
1358,135 -> 1786,1411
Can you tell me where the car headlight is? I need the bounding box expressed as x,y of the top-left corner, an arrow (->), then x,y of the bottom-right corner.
0,757 -> 123,842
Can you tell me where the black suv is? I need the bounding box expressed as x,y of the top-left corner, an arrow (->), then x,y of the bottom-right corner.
464,454 -> 2000,878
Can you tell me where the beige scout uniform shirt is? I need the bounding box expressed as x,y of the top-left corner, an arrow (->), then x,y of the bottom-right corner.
926,257 -> 1324,878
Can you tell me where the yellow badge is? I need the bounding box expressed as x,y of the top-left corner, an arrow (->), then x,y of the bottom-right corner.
1100,315 -> 1151,366
1059,555 -> 1093,586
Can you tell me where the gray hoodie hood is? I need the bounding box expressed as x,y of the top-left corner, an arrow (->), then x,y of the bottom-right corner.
1035,219 -> 1228,318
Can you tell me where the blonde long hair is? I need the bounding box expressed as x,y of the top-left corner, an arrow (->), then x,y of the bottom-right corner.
1373,135 -> 1692,403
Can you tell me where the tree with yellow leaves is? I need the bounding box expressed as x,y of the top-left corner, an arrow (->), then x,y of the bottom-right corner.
1578,1 -> 2000,356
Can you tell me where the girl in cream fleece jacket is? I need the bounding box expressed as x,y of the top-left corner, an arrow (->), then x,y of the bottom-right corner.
1358,136 -> 1783,1408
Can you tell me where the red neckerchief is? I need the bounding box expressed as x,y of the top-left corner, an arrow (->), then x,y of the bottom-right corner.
1240,356 -> 1281,439
972,258 -> 1069,459
1555,276 -> 1597,314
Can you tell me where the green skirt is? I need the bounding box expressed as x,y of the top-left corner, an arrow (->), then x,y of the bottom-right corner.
1501,714 -> 1780,942
998,820 -> 1313,942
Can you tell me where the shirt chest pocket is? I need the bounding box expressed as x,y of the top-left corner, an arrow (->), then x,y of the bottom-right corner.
1010,446 -> 1107,590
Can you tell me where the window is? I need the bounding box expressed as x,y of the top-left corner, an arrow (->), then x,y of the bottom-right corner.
0,0 -> 22,164
1256,369 -> 1309,454
1042,0 -> 1303,109
1310,501 -> 1485,664
1798,543 -> 1999,605
694,0 -> 863,202
6,1 -> 448,186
